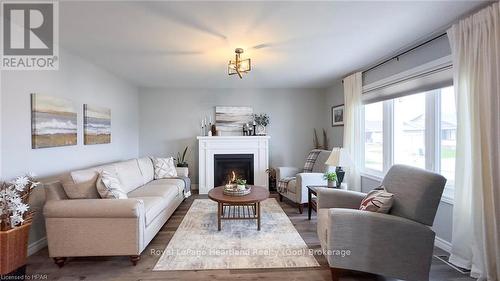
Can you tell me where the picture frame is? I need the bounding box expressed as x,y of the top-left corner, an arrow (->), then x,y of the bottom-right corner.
331,104 -> 344,127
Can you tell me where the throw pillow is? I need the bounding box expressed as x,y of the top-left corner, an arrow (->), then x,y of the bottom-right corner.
96,170 -> 128,199
62,174 -> 100,199
359,186 -> 394,213
152,157 -> 177,179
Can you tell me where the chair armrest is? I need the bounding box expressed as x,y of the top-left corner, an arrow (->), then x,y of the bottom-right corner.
175,167 -> 189,177
276,167 -> 300,179
296,173 -> 328,203
43,198 -> 144,218
323,208 -> 435,278
317,188 -> 366,209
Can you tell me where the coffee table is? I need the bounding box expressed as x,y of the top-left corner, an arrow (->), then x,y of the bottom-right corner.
208,185 -> 269,231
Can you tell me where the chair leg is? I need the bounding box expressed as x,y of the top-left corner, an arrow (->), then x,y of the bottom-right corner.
330,267 -> 345,281
298,203 -> 304,214
130,255 -> 141,266
53,257 -> 67,268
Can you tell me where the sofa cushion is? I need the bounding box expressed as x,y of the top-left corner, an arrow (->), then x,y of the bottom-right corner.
71,164 -> 116,184
137,157 -> 154,184
96,171 -> 128,199
62,174 -> 100,199
128,182 -> 180,200
133,196 -> 167,226
114,159 -> 144,193
152,157 -> 177,179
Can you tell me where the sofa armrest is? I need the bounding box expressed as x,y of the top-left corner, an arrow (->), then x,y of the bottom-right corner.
175,167 -> 189,177
317,188 -> 365,209
44,198 -> 144,218
276,167 -> 300,180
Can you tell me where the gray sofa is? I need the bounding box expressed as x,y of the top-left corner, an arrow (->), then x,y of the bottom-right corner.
316,165 -> 446,281
43,157 -> 190,267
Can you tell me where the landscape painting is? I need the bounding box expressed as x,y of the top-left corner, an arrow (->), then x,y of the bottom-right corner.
31,94 -> 77,149
84,104 -> 111,145
215,106 -> 253,134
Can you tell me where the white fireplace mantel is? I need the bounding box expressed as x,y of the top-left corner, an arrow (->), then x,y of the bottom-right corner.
197,136 -> 270,194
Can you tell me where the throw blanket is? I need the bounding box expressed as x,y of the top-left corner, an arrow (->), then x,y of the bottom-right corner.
173,176 -> 191,198
278,150 -> 322,193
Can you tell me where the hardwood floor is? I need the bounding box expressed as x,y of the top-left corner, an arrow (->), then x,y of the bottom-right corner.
27,193 -> 473,281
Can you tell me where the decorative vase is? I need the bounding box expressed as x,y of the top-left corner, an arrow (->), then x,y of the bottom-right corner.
327,180 -> 336,188
0,222 -> 32,275
257,125 -> 266,135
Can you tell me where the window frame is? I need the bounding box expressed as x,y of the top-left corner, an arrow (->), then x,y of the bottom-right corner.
361,87 -> 455,203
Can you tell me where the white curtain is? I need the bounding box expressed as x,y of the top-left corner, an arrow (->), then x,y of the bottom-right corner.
342,72 -> 362,191
448,3 -> 500,280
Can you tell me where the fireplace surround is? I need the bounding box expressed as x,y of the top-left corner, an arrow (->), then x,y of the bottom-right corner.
197,136 -> 270,194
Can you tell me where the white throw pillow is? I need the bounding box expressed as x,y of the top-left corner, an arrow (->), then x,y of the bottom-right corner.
152,157 -> 177,179
96,170 -> 128,199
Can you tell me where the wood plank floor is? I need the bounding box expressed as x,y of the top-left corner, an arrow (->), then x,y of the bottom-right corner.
27,193 -> 473,281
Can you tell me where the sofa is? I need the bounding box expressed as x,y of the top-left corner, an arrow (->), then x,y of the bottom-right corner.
316,165 -> 446,281
43,157 -> 190,267
276,149 -> 333,213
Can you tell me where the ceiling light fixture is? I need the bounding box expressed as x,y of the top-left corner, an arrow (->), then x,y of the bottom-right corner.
228,48 -> 251,79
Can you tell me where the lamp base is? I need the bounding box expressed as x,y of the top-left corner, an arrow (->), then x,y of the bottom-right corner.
336,167 -> 345,188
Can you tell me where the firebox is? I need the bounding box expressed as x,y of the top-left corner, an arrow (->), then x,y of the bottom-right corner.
214,154 -> 254,187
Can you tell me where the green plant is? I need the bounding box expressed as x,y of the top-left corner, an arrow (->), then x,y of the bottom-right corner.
175,146 -> 189,167
253,114 -> 270,126
323,172 -> 337,182
235,179 -> 247,185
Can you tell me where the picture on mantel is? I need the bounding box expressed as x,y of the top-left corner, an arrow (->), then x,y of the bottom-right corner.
215,106 -> 253,134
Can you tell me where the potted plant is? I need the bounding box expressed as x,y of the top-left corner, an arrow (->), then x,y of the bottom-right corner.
323,172 -> 337,188
175,146 -> 189,167
253,114 -> 270,135
0,174 -> 39,275
235,179 -> 247,191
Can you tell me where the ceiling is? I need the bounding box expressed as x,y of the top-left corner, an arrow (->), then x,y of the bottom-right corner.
60,1 -> 487,89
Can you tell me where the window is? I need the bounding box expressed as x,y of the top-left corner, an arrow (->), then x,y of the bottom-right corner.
362,86 -> 456,197
363,102 -> 384,171
393,93 -> 426,169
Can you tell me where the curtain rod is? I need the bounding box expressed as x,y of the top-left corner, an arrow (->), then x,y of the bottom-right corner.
342,32 -> 448,84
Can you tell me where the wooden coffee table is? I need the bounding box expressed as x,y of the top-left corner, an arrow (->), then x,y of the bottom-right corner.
208,185 -> 269,231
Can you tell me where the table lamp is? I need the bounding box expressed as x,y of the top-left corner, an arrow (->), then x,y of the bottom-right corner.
325,147 -> 351,187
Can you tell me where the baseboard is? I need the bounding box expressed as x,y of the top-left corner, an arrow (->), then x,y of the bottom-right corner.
28,237 -> 47,256
435,236 -> 452,253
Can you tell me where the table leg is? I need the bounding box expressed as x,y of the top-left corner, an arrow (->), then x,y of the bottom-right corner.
217,203 -> 222,231
257,202 -> 261,231
308,189 -> 312,220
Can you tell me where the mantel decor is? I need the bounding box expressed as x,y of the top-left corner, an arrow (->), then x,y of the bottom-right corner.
0,174 -> 39,275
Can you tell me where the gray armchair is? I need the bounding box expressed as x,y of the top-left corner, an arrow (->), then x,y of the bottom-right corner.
316,165 -> 446,281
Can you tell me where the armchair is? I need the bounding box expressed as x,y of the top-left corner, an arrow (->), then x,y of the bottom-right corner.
316,165 -> 446,281
276,149 -> 334,213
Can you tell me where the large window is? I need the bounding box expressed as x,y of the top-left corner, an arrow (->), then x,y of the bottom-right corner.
362,86 -> 456,194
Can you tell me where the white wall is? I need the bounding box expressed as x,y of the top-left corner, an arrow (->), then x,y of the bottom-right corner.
323,81 -> 344,148
0,50 -> 139,247
138,88 -> 325,185
1,50 -> 139,179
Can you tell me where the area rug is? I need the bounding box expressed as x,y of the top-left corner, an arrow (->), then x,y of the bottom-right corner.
153,198 -> 319,270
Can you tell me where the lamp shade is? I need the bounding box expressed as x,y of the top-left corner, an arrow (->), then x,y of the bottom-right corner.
325,147 -> 352,167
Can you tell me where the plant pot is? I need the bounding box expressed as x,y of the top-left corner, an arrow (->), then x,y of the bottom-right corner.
327,180 -> 336,188
176,163 -> 188,168
257,125 -> 266,135
0,222 -> 32,275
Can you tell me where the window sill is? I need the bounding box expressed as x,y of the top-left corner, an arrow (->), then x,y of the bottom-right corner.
360,171 -> 384,182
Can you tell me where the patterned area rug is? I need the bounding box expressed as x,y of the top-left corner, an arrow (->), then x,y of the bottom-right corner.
153,198 -> 319,270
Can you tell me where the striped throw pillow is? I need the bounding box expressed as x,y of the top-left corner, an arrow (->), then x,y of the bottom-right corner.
359,186 -> 394,213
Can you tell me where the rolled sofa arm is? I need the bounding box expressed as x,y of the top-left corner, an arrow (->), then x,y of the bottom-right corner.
276,167 -> 300,179
317,188 -> 366,209
44,198 -> 145,218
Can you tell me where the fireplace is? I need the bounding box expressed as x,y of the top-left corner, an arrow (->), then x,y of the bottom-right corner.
214,154 -> 254,187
